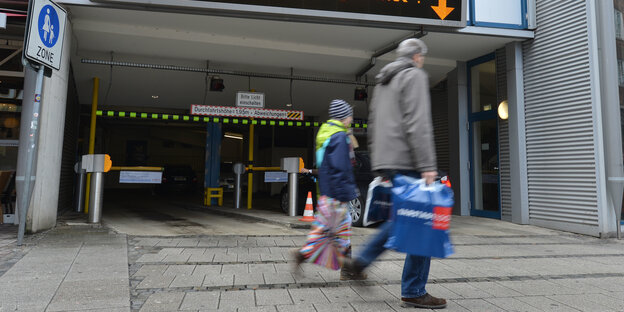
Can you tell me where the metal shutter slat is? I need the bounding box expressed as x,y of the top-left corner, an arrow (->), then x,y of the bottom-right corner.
525,0 -> 599,238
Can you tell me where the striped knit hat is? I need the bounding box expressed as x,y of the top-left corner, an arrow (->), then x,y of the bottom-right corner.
328,99 -> 353,120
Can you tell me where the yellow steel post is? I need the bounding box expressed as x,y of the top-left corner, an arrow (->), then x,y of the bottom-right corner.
247,121 -> 254,209
85,77 -> 99,214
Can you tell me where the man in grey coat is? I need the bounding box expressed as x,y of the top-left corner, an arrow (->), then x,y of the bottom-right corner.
344,38 -> 445,309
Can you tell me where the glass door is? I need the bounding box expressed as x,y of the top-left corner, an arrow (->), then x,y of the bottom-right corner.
468,54 -> 501,219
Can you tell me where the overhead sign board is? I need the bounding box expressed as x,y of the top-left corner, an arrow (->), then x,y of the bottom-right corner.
94,0 -> 466,28
199,0 -> 464,23
24,0 -> 67,70
204,0 -> 465,26
191,105 -> 303,121
236,92 -> 265,108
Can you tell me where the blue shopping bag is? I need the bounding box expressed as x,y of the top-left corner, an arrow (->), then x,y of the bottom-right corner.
364,177 -> 393,224
384,174 -> 455,258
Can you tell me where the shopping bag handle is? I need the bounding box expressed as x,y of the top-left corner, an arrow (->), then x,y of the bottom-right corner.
397,175 -> 440,191
418,181 -> 438,191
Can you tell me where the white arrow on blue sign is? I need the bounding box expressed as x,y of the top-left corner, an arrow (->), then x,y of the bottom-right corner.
25,0 -> 67,70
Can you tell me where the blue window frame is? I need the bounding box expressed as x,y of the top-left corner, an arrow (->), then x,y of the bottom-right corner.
467,53 -> 502,220
469,0 -> 528,29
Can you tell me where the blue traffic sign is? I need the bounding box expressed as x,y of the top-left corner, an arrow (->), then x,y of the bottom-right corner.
37,5 -> 59,48
25,0 -> 66,70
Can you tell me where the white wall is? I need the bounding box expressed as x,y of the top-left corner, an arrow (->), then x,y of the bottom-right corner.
473,0 -> 525,26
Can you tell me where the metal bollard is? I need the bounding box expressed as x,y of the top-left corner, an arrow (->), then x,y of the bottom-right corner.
82,154 -> 110,223
233,163 -> 245,209
288,172 -> 298,217
74,162 -> 86,213
281,157 -> 301,217
88,172 -> 104,223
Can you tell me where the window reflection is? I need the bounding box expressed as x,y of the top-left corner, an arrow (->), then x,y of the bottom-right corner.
470,61 -> 497,113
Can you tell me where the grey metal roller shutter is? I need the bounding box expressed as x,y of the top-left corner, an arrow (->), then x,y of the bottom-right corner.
431,85 -> 449,175
57,67 -> 79,213
522,0 -> 599,235
496,48 -> 512,221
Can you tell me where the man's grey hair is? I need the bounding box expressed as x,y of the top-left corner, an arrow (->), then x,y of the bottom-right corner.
396,38 -> 428,58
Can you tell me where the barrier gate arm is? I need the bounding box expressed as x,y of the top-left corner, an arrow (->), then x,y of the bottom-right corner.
245,166 -> 282,172
239,165 -> 294,211
110,166 -> 163,171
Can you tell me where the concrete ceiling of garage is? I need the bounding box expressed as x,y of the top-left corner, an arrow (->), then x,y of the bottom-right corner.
65,4 -> 525,119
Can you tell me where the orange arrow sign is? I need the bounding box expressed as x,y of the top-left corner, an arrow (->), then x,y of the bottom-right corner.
432,0 -> 455,20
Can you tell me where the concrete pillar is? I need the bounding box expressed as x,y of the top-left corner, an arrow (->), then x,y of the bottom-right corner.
448,63 -> 470,216
16,23 -> 72,232
594,0 -> 623,236
506,42 -> 529,225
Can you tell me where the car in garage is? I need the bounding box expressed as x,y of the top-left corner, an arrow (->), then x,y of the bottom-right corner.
156,165 -> 199,194
219,162 -> 248,192
280,151 -> 373,227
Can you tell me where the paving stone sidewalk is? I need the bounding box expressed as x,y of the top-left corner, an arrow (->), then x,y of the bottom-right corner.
0,225 -> 131,311
127,220 -> 624,312
0,223 -> 33,278
1,216 -> 624,312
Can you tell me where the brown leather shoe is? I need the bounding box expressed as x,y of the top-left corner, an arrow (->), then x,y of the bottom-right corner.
401,293 -> 447,309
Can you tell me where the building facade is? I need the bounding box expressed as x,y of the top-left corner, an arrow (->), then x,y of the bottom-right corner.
1,0 -> 622,237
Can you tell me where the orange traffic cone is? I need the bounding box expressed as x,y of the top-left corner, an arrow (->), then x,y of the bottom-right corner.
299,192 -> 315,222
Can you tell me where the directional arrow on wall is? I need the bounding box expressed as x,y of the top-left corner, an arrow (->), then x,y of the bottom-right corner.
432,0 -> 454,20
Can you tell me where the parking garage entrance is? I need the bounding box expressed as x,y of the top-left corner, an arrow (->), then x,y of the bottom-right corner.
91,102 -> 365,223
92,110 -> 322,225
50,1 -> 533,231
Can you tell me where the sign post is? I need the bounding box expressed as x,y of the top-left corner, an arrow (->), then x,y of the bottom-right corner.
17,0 -> 66,245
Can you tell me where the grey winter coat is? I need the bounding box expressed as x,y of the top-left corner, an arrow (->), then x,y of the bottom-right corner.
368,57 -> 437,173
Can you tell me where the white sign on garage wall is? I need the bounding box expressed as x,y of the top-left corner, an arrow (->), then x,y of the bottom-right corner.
191,105 -> 303,121
236,92 -> 265,108
265,172 -> 288,183
119,171 -> 163,184
24,0 -> 67,70
0,13 -> 6,29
